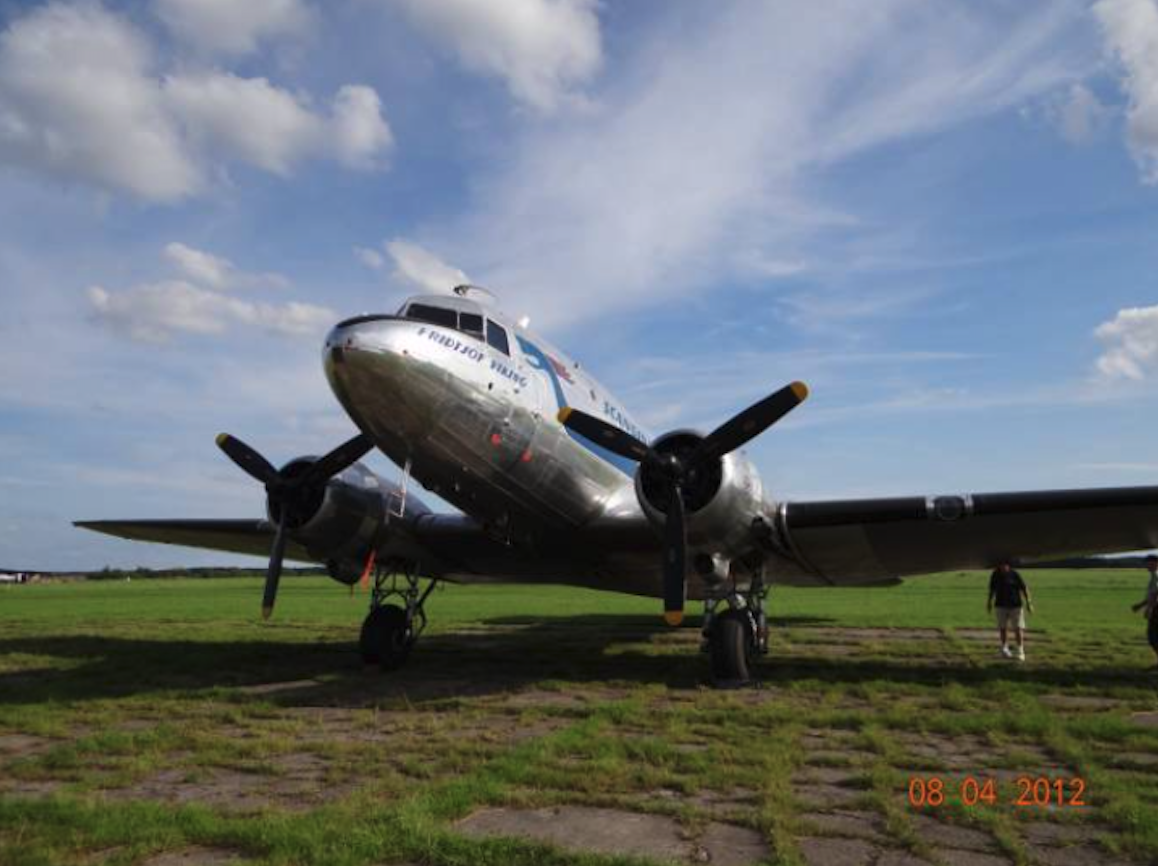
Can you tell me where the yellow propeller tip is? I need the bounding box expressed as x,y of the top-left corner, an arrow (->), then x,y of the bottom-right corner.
663,610 -> 684,627
261,606 -> 273,620
790,381 -> 810,401
556,407 -> 573,424
215,433 -> 230,446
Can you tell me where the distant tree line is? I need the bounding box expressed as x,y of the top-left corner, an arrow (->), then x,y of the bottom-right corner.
85,566 -> 328,581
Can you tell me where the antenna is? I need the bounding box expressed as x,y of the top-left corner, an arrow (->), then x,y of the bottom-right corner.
451,284 -> 497,305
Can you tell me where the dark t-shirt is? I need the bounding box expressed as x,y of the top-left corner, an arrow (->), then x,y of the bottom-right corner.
989,569 -> 1026,608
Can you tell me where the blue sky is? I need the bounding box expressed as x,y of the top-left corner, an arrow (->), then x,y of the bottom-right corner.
1,0 -> 1158,571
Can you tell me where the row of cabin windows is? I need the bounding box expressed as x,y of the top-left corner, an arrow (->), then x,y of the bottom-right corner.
404,303 -> 511,356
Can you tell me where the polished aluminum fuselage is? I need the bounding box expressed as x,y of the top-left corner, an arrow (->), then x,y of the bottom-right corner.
322,296 -> 779,596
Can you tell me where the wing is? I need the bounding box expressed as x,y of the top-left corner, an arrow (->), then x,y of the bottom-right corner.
75,519 -> 305,562
74,514 -> 608,587
780,485 -> 1158,585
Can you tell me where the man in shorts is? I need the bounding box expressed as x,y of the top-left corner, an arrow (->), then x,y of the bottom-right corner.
1130,554 -> 1158,671
987,561 -> 1033,661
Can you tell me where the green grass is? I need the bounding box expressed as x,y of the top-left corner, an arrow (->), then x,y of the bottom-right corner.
1,570 -> 1156,866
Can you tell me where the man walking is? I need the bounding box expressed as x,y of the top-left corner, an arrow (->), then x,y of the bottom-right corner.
987,561 -> 1033,661
1130,554 -> 1158,671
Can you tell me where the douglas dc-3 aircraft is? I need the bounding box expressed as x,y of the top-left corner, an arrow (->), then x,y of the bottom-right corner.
79,285 -> 1158,685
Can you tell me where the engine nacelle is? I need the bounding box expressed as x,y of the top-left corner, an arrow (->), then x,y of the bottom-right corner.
634,430 -> 766,562
268,458 -> 425,585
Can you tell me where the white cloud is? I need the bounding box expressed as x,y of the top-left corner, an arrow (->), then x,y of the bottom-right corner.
425,1 -> 1092,330
355,246 -> 385,269
0,2 -> 391,201
1095,0 -> 1158,183
329,85 -> 393,170
164,242 -> 288,290
393,0 -> 602,112
385,239 -> 469,293
1095,305 -> 1158,380
165,74 -> 391,175
156,0 -> 312,57
88,281 -> 334,342
89,243 -> 332,342
1048,82 -> 1110,144
0,2 -> 198,201
165,71 -> 320,174
163,242 -> 231,288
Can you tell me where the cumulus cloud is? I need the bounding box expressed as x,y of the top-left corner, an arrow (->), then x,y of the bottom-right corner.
88,281 -> 333,342
1095,0 -> 1158,183
329,85 -> 394,169
0,2 -> 198,201
385,239 -> 469,293
393,0 -> 602,112
166,72 -> 322,174
0,2 -> 391,201
1095,305 -> 1158,380
164,242 -> 288,290
156,0 -> 312,57
89,243 -> 332,342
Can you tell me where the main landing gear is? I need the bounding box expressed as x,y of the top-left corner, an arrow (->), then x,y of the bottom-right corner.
701,574 -> 769,688
359,559 -> 435,670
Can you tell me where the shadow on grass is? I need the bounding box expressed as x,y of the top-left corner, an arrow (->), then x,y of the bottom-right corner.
0,612 -> 1150,707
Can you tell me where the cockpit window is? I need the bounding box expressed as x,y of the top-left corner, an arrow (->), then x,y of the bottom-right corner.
486,320 -> 510,356
406,303 -> 457,328
460,312 -> 484,338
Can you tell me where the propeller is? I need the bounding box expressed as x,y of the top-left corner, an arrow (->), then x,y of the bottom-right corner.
558,381 -> 808,626
215,432 -> 374,619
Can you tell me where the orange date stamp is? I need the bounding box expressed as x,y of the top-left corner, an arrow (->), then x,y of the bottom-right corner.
906,775 -> 1088,809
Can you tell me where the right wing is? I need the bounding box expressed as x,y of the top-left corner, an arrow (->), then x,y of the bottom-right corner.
780,485 -> 1158,585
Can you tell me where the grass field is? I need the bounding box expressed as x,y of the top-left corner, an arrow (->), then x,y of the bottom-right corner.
1,569 -> 1156,866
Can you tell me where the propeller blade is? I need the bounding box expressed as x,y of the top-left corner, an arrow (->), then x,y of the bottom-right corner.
262,516 -> 289,620
662,484 -> 687,626
696,381 -> 809,463
299,433 -> 375,487
216,433 -> 279,486
557,408 -> 650,463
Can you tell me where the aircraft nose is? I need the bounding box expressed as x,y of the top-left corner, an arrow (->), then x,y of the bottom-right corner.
325,314 -> 396,360
323,315 -> 436,444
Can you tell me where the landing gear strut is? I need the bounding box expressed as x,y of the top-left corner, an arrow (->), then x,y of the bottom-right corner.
702,574 -> 769,688
359,559 -> 434,669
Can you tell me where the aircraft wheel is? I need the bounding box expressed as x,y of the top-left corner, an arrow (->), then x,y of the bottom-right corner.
360,604 -> 412,669
710,609 -> 754,687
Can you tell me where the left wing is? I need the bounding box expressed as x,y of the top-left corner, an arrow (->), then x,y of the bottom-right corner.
75,514 -> 610,588
75,519 -> 312,563
780,485 -> 1158,585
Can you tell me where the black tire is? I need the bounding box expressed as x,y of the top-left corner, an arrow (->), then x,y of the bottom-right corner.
710,609 -> 754,687
360,604 -> 412,669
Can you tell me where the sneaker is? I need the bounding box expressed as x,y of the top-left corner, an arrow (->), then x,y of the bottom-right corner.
1015,647 -> 1025,661
1000,645 -> 1012,658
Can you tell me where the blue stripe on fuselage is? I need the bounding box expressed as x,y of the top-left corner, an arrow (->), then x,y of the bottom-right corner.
516,336 -> 637,477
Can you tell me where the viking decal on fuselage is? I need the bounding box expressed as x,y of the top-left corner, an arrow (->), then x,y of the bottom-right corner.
417,326 -> 486,362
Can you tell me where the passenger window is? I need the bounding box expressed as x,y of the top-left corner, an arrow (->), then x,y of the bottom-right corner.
460,312 -> 484,339
486,320 -> 510,356
405,303 -> 457,328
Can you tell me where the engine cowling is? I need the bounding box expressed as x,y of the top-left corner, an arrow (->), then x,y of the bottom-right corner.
634,430 -> 766,561
268,458 -> 423,585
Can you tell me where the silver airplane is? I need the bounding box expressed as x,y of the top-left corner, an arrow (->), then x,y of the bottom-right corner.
79,285 -> 1158,685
